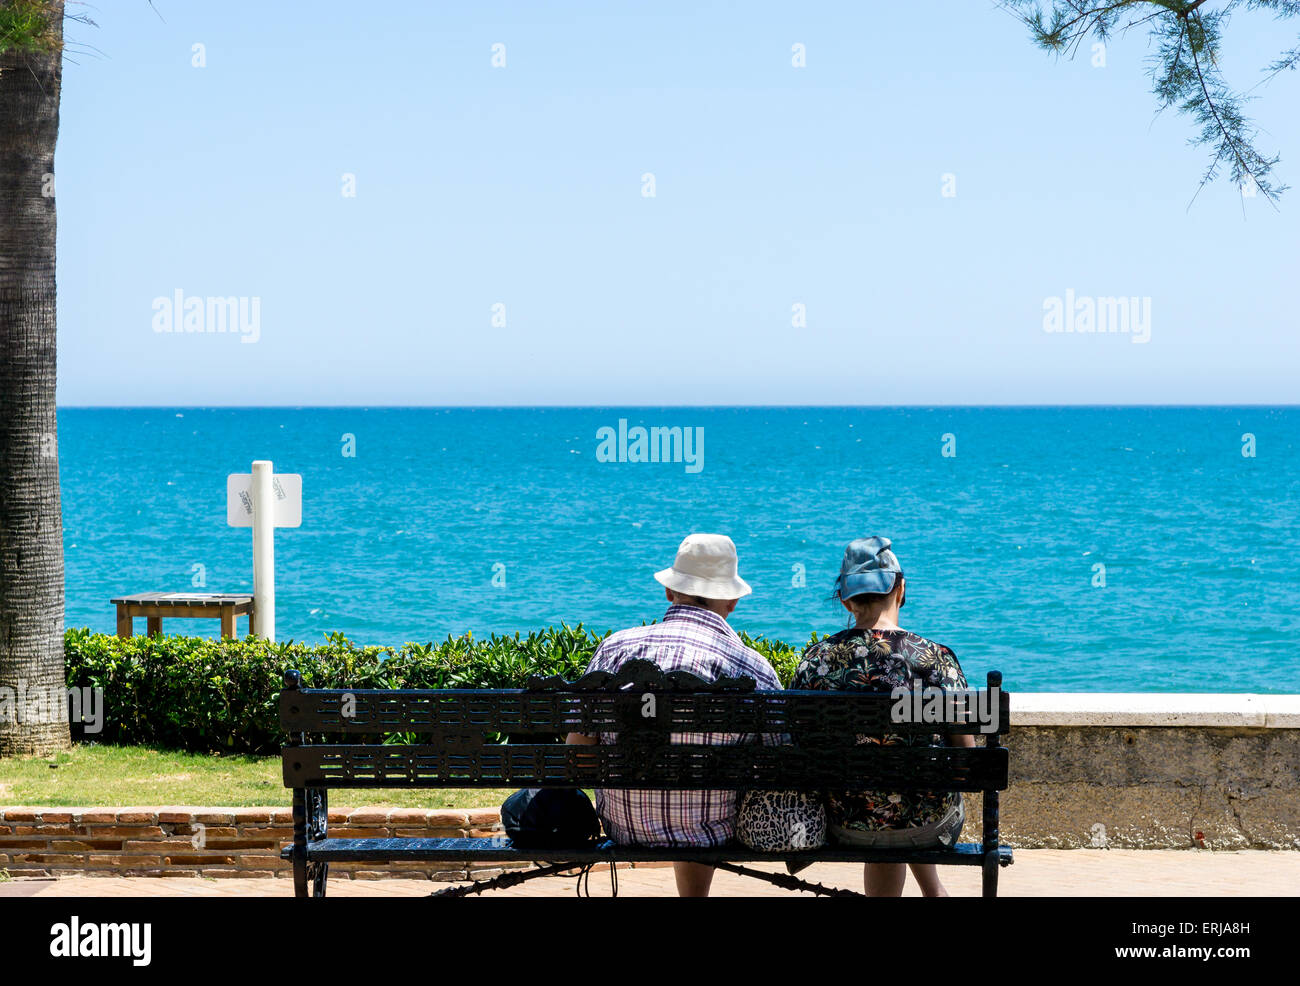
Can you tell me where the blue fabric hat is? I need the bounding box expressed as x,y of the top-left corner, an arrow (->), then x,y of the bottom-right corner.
832,536 -> 902,600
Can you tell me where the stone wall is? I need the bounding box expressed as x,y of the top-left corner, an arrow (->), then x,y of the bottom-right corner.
994,694 -> 1300,850
966,725 -> 1300,849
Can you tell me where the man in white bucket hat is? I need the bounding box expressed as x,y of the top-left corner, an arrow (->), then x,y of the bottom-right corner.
566,533 -> 781,897
652,531 -> 754,605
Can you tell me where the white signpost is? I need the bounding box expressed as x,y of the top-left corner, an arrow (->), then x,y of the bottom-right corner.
226,461 -> 301,642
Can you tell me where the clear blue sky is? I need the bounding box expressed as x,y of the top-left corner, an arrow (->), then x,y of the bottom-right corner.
55,0 -> 1299,406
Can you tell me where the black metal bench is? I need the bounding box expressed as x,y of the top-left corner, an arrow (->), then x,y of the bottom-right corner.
280,660 -> 1012,897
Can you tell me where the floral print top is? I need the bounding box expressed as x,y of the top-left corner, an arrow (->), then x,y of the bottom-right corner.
790,627 -> 968,832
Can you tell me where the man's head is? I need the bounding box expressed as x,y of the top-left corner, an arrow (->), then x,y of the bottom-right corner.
654,533 -> 751,619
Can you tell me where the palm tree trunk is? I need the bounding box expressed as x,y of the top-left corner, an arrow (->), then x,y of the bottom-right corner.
0,0 -> 69,756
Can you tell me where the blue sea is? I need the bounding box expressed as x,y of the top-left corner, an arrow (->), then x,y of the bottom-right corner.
57,407 -> 1299,693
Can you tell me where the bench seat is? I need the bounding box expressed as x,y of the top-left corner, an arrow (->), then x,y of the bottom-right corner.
284,836 -> 1014,866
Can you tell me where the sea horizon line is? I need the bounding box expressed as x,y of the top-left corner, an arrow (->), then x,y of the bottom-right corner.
55,403 -> 1300,411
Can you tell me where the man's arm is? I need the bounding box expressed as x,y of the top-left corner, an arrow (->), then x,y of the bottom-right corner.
743,652 -> 788,745
936,645 -> 977,748
566,641 -> 612,746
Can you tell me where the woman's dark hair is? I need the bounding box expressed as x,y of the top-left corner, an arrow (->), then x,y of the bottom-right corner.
842,590 -> 889,613
838,576 -> 904,615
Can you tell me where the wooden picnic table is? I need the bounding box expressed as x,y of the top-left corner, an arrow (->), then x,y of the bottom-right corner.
110,592 -> 255,639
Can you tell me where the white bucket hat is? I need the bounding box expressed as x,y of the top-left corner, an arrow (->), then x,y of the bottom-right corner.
654,533 -> 752,600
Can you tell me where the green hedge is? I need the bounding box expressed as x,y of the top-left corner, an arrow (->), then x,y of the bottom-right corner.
63,626 -> 808,755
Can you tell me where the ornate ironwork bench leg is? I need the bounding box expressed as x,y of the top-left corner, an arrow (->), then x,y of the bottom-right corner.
291,787 -> 329,898
712,861 -> 865,897
430,861 -> 586,897
982,852 -> 999,898
291,787 -> 307,898
981,670 -> 1003,899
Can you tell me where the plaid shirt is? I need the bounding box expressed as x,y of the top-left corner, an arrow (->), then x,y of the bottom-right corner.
583,604 -> 783,848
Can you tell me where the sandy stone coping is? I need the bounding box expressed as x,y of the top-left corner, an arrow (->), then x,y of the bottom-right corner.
1013,694 -> 1300,728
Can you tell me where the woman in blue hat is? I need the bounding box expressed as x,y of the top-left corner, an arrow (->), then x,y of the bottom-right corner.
790,536 -> 975,897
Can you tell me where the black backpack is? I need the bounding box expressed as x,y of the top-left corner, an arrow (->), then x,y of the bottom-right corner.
500,788 -> 602,849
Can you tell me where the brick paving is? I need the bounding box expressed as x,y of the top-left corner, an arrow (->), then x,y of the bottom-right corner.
3,850 -> 1296,897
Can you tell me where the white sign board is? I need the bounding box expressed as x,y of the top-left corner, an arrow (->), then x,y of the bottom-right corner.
226,473 -> 302,528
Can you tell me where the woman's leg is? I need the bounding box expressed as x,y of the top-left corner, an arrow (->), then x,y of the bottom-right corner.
907,862 -> 950,897
863,862 -> 907,896
904,801 -> 962,896
673,861 -> 716,897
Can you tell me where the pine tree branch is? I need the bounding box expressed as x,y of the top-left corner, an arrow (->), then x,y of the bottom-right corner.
1185,10 -> 1281,207
1000,0 -> 1293,201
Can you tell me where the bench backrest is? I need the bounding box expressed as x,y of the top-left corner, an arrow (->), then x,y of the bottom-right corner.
280,661 -> 1009,793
